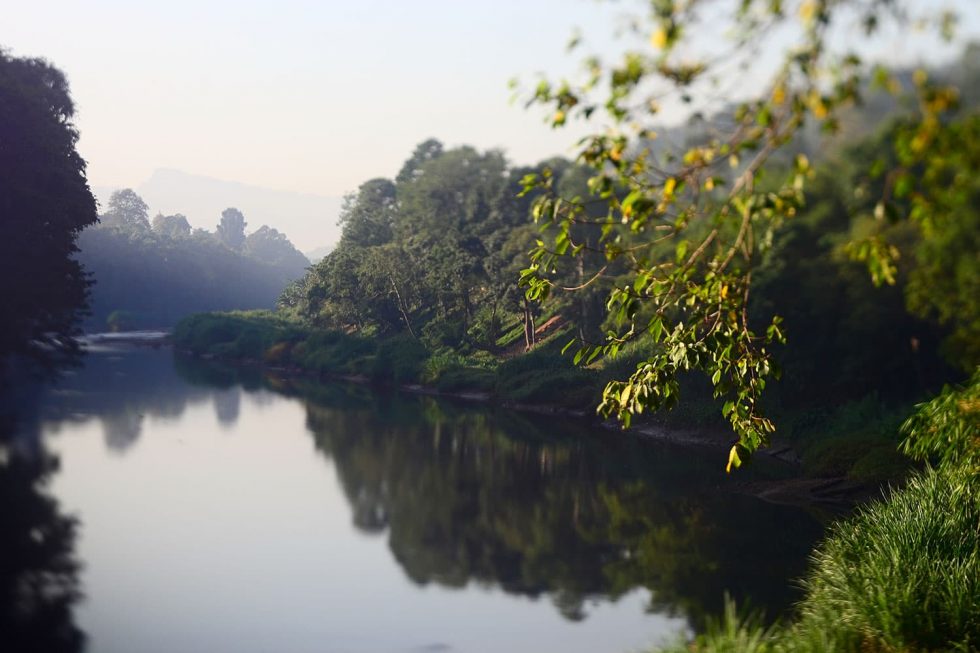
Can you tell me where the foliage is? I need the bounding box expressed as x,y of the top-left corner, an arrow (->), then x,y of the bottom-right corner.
243,225 -> 309,276
173,311 -> 304,361
215,207 -> 247,251
0,50 -> 98,374
517,0 -> 974,467
151,213 -> 191,239
101,189 -> 150,233
282,141 -> 600,352
901,115 -> 980,369
78,189 -> 308,329
900,368 -> 980,473
652,467 -> 980,652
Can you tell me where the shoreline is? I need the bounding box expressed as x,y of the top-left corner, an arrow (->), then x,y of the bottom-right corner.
171,344 -> 875,511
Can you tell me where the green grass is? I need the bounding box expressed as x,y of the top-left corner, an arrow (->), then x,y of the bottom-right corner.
173,313 -> 598,408
494,331 -> 600,406
794,466 -> 980,651
173,310 -> 304,360
652,465 -> 980,653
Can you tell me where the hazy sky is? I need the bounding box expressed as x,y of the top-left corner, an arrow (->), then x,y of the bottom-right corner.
6,0 -> 977,200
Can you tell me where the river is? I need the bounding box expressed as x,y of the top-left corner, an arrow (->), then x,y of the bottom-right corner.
0,341 -> 825,653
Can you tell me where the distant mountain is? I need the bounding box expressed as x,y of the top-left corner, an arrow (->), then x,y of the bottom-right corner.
304,244 -> 334,264
94,169 -> 343,252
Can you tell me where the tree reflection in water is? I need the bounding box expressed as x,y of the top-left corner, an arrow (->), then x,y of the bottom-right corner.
0,443 -> 84,653
10,346 -> 826,642
277,377 -> 825,629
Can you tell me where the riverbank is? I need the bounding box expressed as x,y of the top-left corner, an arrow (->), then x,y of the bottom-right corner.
650,371 -> 980,652
82,330 -> 172,346
172,311 -> 919,506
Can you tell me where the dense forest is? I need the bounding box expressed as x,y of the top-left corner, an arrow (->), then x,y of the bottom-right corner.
77,189 -> 309,330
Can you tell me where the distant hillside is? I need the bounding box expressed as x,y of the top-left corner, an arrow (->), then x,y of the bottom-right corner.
94,169 -> 343,252
304,245 -> 334,263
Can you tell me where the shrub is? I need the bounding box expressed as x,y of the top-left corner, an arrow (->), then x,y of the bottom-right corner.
370,335 -> 429,384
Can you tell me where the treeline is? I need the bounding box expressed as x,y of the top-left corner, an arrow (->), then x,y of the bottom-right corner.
178,51 -> 977,485
77,189 -> 309,330
278,139 -> 586,350
275,126 -> 961,395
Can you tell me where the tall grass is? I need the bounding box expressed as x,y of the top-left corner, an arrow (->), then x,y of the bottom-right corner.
792,466 -> 980,652
653,466 -> 980,653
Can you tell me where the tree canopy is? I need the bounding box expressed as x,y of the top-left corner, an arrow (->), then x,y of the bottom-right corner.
515,0 -> 977,468
77,190 -> 309,330
0,50 -> 98,375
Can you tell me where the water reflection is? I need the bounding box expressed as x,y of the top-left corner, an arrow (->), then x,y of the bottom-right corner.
0,442 -> 84,653
286,383 -> 822,627
12,344 -> 826,648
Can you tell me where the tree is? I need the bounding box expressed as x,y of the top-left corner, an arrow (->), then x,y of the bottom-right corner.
101,189 -> 150,234
243,225 -> 309,278
151,213 -> 192,239
216,207 -> 247,251
337,178 -> 397,248
0,50 -> 98,375
518,1 -> 972,468
395,138 -> 444,185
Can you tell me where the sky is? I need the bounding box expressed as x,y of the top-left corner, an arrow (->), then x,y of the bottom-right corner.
5,0 -> 977,245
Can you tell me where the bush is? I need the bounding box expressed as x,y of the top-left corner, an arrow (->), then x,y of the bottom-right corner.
370,335 -> 429,384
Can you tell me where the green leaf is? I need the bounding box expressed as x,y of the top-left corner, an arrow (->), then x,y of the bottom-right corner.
675,239 -> 689,264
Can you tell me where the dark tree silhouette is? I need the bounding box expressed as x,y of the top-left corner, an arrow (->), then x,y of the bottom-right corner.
0,451 -> 84,653
0,50 -> 98,376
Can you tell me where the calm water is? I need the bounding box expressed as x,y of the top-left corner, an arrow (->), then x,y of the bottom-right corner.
0,343 -> 825,653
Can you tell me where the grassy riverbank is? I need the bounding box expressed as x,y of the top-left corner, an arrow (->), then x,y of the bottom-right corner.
652,465 -> 980,653
175,311 -> 917,482
175,310 -> 602,408
652,373 -> 980,653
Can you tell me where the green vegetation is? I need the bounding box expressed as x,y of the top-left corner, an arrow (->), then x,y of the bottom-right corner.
77,189 -> 309,331
655,465 -> 980,652
176,101 -> 969,469
519,2 -> 977,468
650,356 -> 980,652
174,310 -> 602,404
176,47 -> 975,477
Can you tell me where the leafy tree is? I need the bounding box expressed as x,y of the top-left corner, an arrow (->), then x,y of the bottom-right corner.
395,138 -> 444,185
337,178 -> 397,248
291,141 -> 546,349
0,50 -> 98,375
243,225 -> 309,278
151,213 -> 192,239
78,189 -> 309,329
216,207 -> 247,251
899,112 -> 980,369
517,0 -> 973,468
101,189 -> 150,234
